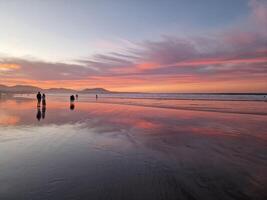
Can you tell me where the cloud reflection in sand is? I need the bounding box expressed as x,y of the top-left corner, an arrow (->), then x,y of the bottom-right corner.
0,98 -> 266,199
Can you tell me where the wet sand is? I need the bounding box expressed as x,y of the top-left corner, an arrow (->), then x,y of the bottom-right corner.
0,98 -> 267,200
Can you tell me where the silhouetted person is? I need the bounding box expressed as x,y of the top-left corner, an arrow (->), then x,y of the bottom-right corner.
75,94 -> 78,100
36,107 -> 41,121
36,92 -> 42,106
42,106 -> 46,119
42,93 -> 46,106
70,102 -> 75,110
70,95 -> 75,102
96,94 -> 98,100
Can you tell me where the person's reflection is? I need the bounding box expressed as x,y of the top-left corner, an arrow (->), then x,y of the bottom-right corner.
70,102 -> 75,110
36,107 -> 42,121
42,106 -> 46,119
36,105 -> 46,121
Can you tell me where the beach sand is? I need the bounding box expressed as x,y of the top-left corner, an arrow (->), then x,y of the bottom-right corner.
0,97 -> 266,200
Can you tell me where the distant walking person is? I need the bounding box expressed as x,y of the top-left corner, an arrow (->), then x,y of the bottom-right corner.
42,93 -> 46,106
70,95 -> 75,102
75,94 -> 78,100
36,92 -> 42,106
96,94 -> 98,100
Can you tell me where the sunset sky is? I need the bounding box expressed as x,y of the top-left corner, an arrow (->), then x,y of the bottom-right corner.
0,0 -> 266,92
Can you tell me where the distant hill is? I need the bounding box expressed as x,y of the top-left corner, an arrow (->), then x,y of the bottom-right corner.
0,84 -> 9,91
0,84 -> 111,94
80,88 -> 111,94
45,88 -> 77,93
0,85 -> 42,93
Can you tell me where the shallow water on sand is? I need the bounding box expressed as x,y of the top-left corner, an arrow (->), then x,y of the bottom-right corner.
0,98 -> 267,200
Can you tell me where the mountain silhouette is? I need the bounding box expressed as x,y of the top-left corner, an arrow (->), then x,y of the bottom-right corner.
0,84 -> 112,94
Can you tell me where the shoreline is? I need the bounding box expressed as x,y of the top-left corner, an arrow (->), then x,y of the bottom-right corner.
12,93 -> 267,102
3,95 -> 267,116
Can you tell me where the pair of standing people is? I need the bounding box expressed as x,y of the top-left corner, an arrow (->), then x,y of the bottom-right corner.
37,92 -> 46,106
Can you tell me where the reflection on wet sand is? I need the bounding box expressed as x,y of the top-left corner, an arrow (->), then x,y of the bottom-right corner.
42,106 -> 46,119
36,106 -> 42,121
36,105 -> 46,121
70,102 -> 75,110
0,98 -> 266,200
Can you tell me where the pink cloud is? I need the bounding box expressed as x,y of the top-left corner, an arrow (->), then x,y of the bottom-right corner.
249,0 -> 267,28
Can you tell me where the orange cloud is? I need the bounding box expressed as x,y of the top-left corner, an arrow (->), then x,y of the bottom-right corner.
137,62 -> 158,70
0,64 -> 20,71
